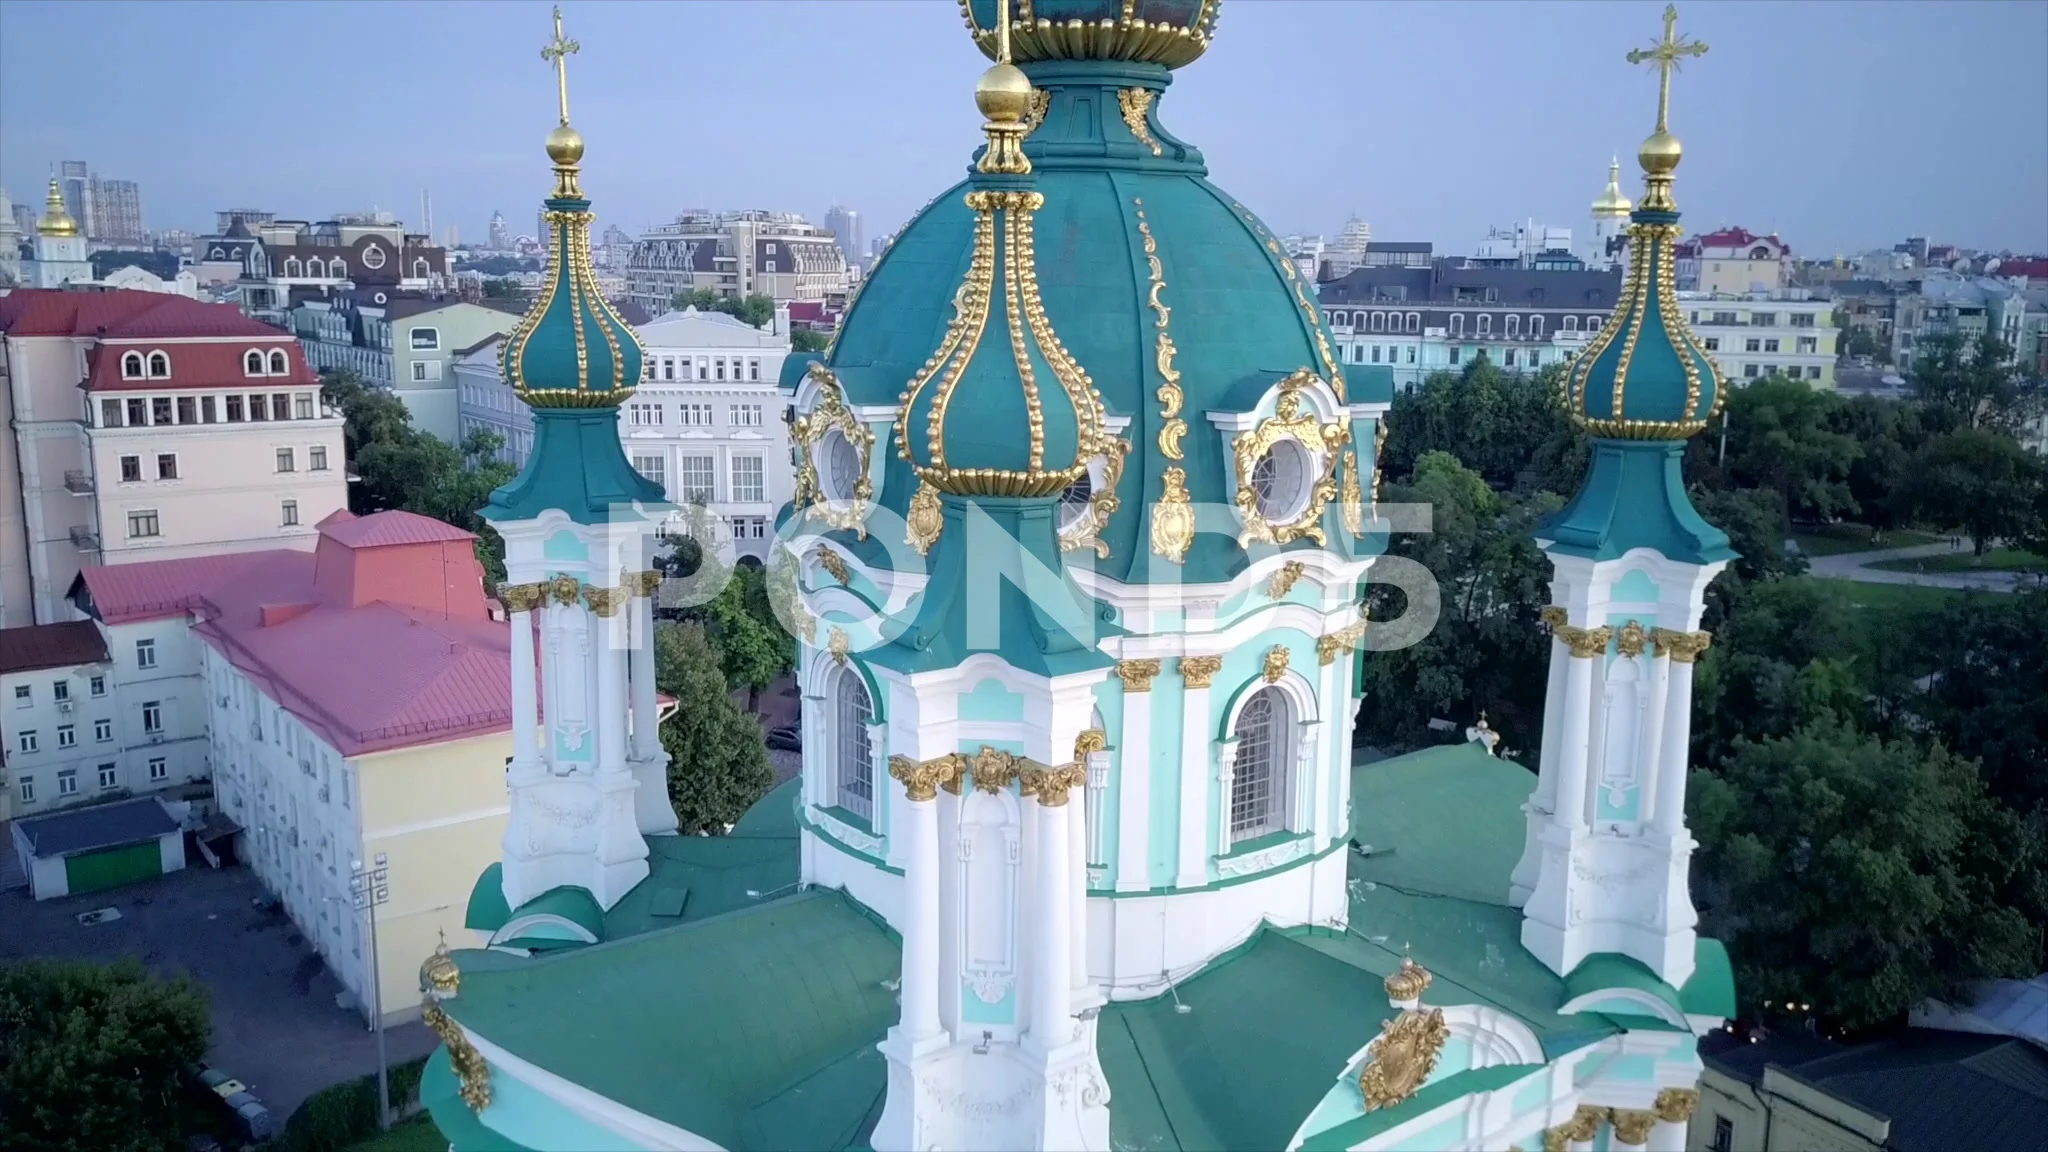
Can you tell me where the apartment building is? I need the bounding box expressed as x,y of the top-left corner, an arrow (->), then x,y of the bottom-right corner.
456,306 -> 796,562
623,210 -> 850,314
195,216 -> 449,325
1690,227 -> 1790,295
1317,264 -> 1626,389
78,510 -> 516,1024
291,293 -> 523,442
0,289 -> 349,629
1682,294 -> 1839,387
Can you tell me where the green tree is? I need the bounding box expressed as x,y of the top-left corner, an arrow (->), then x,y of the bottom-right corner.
1689,486 -> 1806,625
1829,394 -> 1924,540
1690,721 -> 2043,1032
1910,330 -> 2044,433
669,289 -> 776,330
1913,588 -> 2048,814
654,622 -> 776,833
1692,577 -> 1876,769
1359,453 -> 1558,752
480,279 -> 530,305
1905,427 -> 2045,557
703,563 -> 795,710
1717,376 -> 1859,527
320,369 -> 412,464
1381,360 -> 1585,493
0,958 -> 211,1152
791,328 -> 831,354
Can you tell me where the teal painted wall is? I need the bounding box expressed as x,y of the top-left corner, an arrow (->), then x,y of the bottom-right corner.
958,679 -> 1026,722
1612,568 -> 1659,603
476,1064 -> 655,1151
543,533 -> 587,564
960,981 -> 1017,1027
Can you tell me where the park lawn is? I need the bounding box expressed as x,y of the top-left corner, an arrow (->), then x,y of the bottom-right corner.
344,1117 -> 446,1152
1869,548 -> 2047,575
1791,523 -> 1943,557
1813,578 -> 1972,613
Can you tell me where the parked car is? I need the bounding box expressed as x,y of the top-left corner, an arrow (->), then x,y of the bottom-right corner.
185,1063 -> 276,1144
767,725 -> 802,752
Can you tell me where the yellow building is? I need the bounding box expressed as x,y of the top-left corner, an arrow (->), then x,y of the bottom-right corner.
1682,295 -> 1840,389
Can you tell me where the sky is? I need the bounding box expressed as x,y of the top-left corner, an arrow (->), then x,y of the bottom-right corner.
4,0 -> 2045,256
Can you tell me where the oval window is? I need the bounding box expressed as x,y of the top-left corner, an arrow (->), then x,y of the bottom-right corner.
1250,441 -> 1313,524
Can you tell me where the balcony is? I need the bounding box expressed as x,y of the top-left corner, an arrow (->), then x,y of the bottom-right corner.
68,526 -> 99,551
63,471 -> 95,495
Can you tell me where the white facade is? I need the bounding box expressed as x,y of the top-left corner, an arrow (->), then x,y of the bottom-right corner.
26,228 -> 91,289
1513,550 -> 1724,988
457,307 -> 798,563
1,617 -> 210,822
1682,294 -> 1839,387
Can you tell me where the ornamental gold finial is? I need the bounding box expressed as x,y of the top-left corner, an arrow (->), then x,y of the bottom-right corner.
1626,5 -> 1706,208
540,6 -> 585,195
974,0 -> 1034,174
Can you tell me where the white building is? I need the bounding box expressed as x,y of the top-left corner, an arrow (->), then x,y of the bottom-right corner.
456,306 -> 797,562
22,179 -> 92,290
1324,215 -> 1372,278
1681,293 -> 1839,388
624,210 -> 851,315
1,612 -> 211,824
0,289 -> 350,629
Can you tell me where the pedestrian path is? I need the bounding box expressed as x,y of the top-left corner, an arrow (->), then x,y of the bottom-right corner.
1805,539 -> 2026,593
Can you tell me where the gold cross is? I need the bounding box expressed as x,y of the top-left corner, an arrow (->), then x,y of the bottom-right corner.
540,6 -> 580,126
1626,4 -> 1707,134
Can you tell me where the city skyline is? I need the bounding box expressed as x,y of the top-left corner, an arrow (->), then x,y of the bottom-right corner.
3,0 -> 2045,256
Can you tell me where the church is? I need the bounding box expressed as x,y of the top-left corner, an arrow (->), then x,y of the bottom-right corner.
419,3 -> 1735,1149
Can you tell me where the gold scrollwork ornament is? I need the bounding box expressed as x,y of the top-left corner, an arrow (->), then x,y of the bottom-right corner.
1615,618 -> 1649,658
1358,1006 -> 1449,1112
548,573 -> 581,606
1232,370 -> 1349,547
1268,560 -> 1306,599
1341,448 -> 1367,537
1654,1087 -> 1699,1123
1262,645 -> 1291,684
828,627 -> 850,667
815,547 -> 851,586
1149,466 -> 1195,564
1180,654 -> 1222,689
794,364 -> 876,538
906,480 -> 944,556
1117,87 -> 1163,156
1117,658 -> 1162,693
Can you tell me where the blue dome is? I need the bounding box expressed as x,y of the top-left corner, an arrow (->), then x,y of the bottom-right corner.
502,190 -> 644,408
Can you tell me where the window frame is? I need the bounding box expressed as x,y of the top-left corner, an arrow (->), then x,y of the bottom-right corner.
833,668 -> 876,825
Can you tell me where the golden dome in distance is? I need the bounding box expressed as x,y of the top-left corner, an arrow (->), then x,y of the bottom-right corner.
1592,158 -> 1634,217
546,123 -> 585,167
37,177 -> 78,237
976,61 -> 1034,123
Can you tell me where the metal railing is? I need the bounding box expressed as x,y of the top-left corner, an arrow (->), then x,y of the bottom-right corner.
64,471 -> 95,495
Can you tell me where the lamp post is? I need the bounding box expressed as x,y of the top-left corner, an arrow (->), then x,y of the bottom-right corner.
351,854 -> 392,1131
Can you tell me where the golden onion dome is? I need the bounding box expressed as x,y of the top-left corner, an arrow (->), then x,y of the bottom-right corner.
1591,158 -> 1634,217
37,177 -> 78,238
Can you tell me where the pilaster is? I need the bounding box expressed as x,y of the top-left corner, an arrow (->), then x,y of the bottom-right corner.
1113,659 -> 1158,892
1174,655 -> 1220,888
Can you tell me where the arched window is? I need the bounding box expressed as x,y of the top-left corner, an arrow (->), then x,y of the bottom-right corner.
1450,313 -> 1465,336
1477,314 -> 1493,336
1230,686 -> 1292,839
1407,312 -> 1421,333
1564,315 -> 1581,332
1505,315 -> 1521,338
1371,312 -> 1386,332
245,350 -> 265,376
147,352 -> 170,378
330,258 -> 348,279
1529,315 -> 1545,338
121,352 -> 145,379
413,259 -> 429,279
284,257 -> 302,277
268,349 -> 289,375
834,668 -> 875,823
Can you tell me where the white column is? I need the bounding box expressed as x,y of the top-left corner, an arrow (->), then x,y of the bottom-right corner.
1635,650 -> 1673,827
1553,651 -> 1596,834
1032,788 -> 1073,1050
629,580 -> 660,760
1295,721 -> 1324,835
900,784 -> 942,1040
1115,686 -> 1154,893
1068,782 -> 1088,998
595,598 -> 628,775
507,594 -> 541,776
1085,753 -> 1110,871
1175,670 -> 1212,889
1215,737 -> 1241,857
1654,657 -> 1697,834
1647,1119 -> 1687,1152
1535,635 -> 1568,810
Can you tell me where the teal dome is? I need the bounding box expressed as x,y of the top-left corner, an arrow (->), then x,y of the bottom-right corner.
800,58 -> 1361,583
502,191 -> 644,407
1565,207 -> 1722,437
961,0 -> 1222,69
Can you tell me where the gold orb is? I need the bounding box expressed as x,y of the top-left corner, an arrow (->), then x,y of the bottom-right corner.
546,124 -> 585,167
1639,131 -> 1683,177
975,62 -> 1034,124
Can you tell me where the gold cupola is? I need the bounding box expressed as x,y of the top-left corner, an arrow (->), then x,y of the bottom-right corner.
37,177 -> 78,238
1591,158 -> 1633,218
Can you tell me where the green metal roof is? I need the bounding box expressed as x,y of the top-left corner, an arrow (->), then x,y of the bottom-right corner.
479,407 -> 667,527
1541,439 -> 1734,566
421,1048 -> 539,1152
501,195 -> 643,403
1567,208 -> 1721,434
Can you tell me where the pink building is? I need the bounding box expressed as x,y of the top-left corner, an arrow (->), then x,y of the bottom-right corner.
0,289 -> 349,627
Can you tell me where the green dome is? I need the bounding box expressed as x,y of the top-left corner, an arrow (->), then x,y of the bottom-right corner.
502,193 -> 644,407
1565,207 -> 1722,437
799,59 -> 1359,584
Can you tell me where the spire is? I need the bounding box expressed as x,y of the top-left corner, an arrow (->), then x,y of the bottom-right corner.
37,176 -> 78,238
499,5 -> 642,409
1564,4 -> 1719,440
890,0 -> 1120,502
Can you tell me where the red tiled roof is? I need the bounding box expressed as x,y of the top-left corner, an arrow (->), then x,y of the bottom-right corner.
1694,227 -> 1790,255
0,620 -> 110,675
77,511 -> 516,757
0,289 -> 289,340
1996,257 -> 2048,277
83,340 -> 317,394
320,509 -> 475,549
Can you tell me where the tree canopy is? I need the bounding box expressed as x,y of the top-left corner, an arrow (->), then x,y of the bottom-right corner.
0,959 -> 211,1152
654,621 -> 776,833
790,328 -> 831,354
1905,426 -> 2045,556
1909,330 -> 2047,434
670,288 -> 776,330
